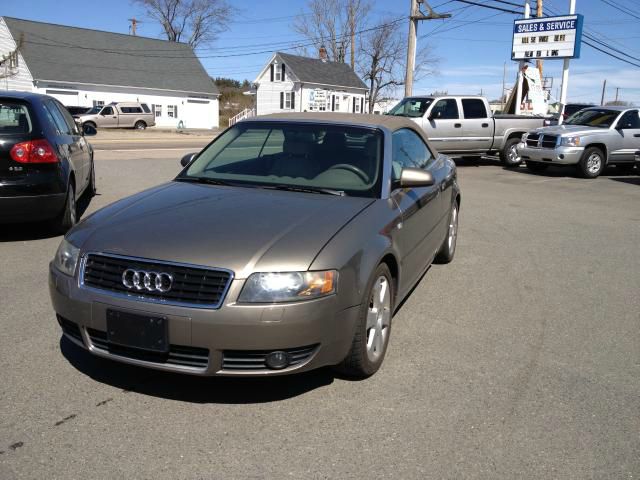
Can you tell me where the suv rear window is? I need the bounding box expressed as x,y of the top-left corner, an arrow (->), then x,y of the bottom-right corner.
0,102 -> 31,135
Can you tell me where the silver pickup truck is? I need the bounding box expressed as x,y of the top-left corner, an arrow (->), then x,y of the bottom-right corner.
518,106 -> 640,178
387,95 -> 547,166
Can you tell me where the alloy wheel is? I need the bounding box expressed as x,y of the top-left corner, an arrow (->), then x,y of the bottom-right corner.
366,276 -> 391,362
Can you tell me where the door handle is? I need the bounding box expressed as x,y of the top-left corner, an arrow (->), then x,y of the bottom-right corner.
634,134 -> 640,137
454,123 -> 462,128
482,123 -> 489,127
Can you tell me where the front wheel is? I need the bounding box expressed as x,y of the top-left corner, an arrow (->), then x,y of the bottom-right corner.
335,264 -> 394,378
88,159 -> 96,197
578,147 -> 605,178
434,202 -> 459,264
501,137 -> 523,167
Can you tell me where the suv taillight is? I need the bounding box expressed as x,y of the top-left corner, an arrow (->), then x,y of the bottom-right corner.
10,140 -> 59,164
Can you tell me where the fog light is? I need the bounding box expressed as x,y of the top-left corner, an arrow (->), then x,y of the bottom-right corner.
559,154 -> 565,159
265,351 -> 290,370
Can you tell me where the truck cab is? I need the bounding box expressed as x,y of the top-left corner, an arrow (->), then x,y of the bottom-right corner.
77,102 -> 155,130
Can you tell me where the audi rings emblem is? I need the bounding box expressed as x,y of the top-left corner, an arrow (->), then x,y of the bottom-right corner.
122,269 -> 173,293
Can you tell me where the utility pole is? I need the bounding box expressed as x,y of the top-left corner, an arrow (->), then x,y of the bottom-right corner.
515,1 -> 531,115
128,17 -> 141,36
615,87 -> 619,103
405,0 -> 451,97
349,1 -> 356,69
536,0 -> 544,77
501,62 -> 507,111
600,79 -> 606,105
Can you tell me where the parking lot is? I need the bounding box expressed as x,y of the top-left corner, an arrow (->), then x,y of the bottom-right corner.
1,147 -> 638,479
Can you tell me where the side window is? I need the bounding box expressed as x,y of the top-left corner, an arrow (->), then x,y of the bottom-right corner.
102,106 -> 113,115
392,129 -> 436,179
141,104 -> 151,113
616,110 -> 640,129
461,99 -> 488,119
53,100 -> 80,134
44,100 -> 71,135
430,99 -> 459,120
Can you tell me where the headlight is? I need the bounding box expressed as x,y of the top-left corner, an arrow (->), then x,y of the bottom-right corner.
238,270 -> 337,303
53,238 -> 80,276
560,136 -> 580,147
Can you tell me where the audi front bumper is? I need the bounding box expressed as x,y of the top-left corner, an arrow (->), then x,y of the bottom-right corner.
517,143 -> 584,165
49,264 -> 359,376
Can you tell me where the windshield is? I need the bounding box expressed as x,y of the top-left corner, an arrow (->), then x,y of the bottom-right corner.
179,122 -> 383,198
86,106 -> 101,115
565,109 -> 620,128
0,102 -> 31,135
387,98 -> 434,118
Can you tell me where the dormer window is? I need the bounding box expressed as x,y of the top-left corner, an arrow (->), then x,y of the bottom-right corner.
270,62 -> 286,82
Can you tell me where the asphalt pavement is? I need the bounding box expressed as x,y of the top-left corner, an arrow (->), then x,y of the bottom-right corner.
0,152 -> 638,479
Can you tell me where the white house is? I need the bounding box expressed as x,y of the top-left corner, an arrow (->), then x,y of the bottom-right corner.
0,17 -> 219,129
253,51 -> 368,116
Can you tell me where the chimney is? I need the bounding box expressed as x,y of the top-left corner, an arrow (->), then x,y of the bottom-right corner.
319,45 -> 328,62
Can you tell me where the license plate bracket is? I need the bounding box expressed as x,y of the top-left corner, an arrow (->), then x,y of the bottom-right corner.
106,309 -> 168,353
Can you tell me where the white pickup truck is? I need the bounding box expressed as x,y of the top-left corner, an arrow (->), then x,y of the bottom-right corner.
387,95 -> 547,166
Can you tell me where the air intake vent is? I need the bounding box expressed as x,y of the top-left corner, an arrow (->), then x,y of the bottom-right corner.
87,328 -> 209,369
81,253 -> 232,308
57,315 -> 83,344
222,345 -> 318,371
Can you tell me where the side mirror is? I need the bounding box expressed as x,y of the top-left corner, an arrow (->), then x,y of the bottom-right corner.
397,167 -> 435,188
83,124 -> 97,136
180,152 -> 196,167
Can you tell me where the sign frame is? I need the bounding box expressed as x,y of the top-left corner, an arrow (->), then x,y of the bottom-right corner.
511,14 -> 584,61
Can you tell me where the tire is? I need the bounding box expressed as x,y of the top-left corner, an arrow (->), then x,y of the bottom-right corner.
500,137 -> 523,167
50,182 -> 76,234
577,147 -> 605,178
83,121 -> 96,130
134,121 -> 146,130
335,263 -> 394,378
88,159 -> 97,197
435,202 -> 459,264
525,161 -> 549,172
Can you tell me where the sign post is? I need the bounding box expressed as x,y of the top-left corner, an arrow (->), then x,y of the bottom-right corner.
514,1 -> 531,115
558,0 -> 577,124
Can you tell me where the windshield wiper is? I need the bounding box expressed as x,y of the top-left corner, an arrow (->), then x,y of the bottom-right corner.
260,184 -> 345,196
175,176 -> 234,186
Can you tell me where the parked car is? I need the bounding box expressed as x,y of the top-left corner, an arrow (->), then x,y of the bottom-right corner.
65,106 -> 93,117
517,106 -> 640,178
76,102 -> 155,130
49,113 -> 461,378
0,90 -> 96,232
387,95 -> 547,167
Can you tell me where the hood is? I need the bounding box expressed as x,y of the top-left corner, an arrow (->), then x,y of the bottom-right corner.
68,181 -> 374,278
531,124 -> 608,136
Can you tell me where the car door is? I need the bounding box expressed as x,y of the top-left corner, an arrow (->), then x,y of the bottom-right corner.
44,100 -> 88,193
99,106 -> 118,128
422,98 -> 465,153
390,128 -> 443,287
611,110 -> 640,163
53,99 -> 91,190
460,98 -> 493,152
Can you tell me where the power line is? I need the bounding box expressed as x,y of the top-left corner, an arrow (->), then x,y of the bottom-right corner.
598,0 -> 640,20
452,0 -> 520,14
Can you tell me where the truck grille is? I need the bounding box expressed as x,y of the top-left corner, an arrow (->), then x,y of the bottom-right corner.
526,133 -> 558,149
81,253 -> 233,308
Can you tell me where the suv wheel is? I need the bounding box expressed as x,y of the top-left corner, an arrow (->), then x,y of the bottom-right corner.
134,121 -> 146,130
335,263 -> 394,378
501,137 -> 523,167
578,147 -> 605,178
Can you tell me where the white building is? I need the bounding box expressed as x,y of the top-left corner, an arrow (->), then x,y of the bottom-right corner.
0,17 -> 219,129
253,51 -> 368,116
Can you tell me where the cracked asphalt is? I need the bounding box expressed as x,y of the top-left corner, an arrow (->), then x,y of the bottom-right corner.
1,151 -> 638,479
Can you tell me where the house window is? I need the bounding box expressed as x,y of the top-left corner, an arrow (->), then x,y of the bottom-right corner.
275,64 -> 282,82
333,95 -> 340,112
285,92 -> 292,109
167,105 -> 178,118
93,100 -> 104,108
354,98 -> 361,113
153,105 -> 162,117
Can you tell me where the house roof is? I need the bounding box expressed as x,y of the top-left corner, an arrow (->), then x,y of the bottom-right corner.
274,52 -> 367,90
2,17 -> 218,96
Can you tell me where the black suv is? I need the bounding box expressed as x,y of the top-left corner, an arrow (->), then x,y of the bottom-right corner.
0,91 -> 97,232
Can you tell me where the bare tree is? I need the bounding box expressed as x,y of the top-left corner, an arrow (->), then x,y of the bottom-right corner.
292,0 -> 370,65
358,18 -> 436,112
133,0 -> 233,48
